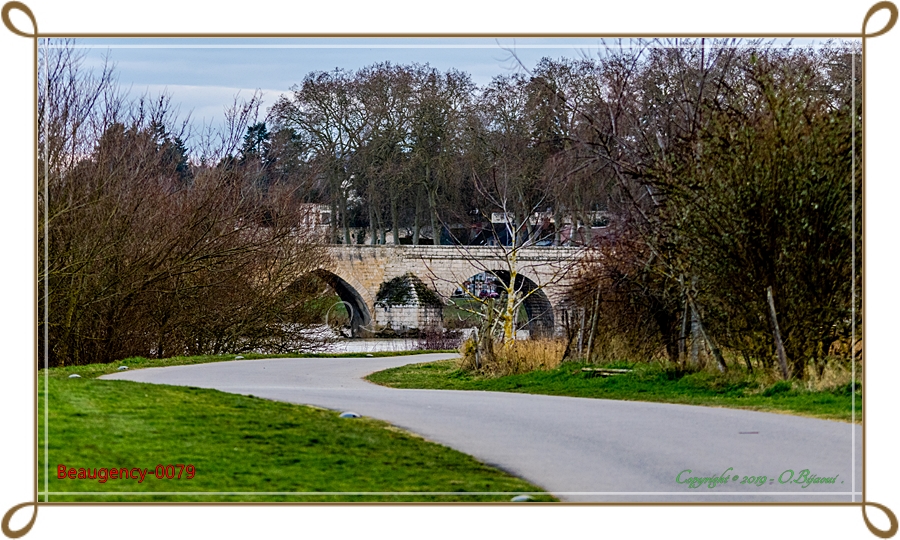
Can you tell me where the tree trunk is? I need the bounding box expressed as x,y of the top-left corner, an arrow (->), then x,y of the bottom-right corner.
503,271 -> 518,342
340,193 -> 350,245
431,209 -> 440,245
375,206 -> 386,245
741,349 -> 754,373
689,276 -> 701,366
391,194 -> 400,245
521,211 -> 533,246
583,217 -> 593,246
690,308 -> 701,366
679,298 -> 689,366
475,299 -> 497,370
553,210 -> 563,245
561,310 -> 578,361
368,203 -> 376,245
686,293 -> 727,373
766,286 -> 791,380
413,188 -> 421,245
425,164 -> 439,245
473,328 -> 481,370
330,199 -> 338,244
650,296 -> 679,364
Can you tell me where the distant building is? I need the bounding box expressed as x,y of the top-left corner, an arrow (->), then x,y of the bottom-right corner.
297,203 -> 332,238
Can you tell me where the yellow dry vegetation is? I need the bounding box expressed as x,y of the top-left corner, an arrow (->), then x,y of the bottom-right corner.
460,338 -> 567,377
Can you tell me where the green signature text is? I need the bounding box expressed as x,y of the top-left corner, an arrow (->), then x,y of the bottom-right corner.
676,467 -> 841,489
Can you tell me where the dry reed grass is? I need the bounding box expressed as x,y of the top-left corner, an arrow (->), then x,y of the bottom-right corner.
460,338 -> 567,377
801,358 -> 860,392
692,354 -> 860,394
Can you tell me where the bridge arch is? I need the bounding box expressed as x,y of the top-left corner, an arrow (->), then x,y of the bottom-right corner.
311,269 -> 372,337
467,269 -> 555,338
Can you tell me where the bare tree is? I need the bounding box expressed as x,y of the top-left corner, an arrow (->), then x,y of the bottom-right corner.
39,42 -> 333,367
270,69 -> 368,245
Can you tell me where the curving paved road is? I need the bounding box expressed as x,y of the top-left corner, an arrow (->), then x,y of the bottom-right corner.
102,354 -> 862,502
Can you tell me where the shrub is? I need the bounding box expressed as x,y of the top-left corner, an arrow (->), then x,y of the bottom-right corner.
416,328 -> 463,351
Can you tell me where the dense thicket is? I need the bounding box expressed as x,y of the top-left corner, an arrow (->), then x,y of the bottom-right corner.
563,42 -> 861,379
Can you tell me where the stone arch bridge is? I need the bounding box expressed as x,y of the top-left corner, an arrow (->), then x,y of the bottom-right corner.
314,245 -> 584,337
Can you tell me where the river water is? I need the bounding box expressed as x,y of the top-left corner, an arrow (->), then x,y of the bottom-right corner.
309,325 -> 475,353
317,327 -> 535,354
324,338 -> 423,353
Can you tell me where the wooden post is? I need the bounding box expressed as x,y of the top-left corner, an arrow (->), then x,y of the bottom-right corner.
679,297 -> 689,366
677,275 -> 688,366
578,307 -> 586,357
766,286 -> 791,380
585,285 -> 601,362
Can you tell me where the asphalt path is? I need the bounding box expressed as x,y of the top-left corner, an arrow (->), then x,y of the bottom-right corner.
102,354 -> 862,502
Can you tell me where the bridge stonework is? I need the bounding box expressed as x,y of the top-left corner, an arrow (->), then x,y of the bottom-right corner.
321,245 -> 583,336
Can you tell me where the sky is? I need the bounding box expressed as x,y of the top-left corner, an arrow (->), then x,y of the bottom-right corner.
59,38 -> 624,131
62,37 -> 613,132
54,36 -> 834,142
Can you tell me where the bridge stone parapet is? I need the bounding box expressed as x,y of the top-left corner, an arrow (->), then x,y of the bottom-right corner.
319,245 -> 585,336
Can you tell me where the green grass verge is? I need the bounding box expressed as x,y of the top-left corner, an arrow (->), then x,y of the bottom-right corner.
42,350 -> 457,380
40,375 -> 554,502
366,360 -> 861,424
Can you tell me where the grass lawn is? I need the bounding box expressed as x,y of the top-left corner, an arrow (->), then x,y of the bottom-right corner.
39,354 -> 554,502
366,359 -> 861,424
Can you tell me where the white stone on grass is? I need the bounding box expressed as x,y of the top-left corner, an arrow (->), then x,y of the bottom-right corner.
510,495 -> 534,502
117,366 -> 128,370
68,374 -> 81,378
235,355 -> 244,360
339,412 -> 361,418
